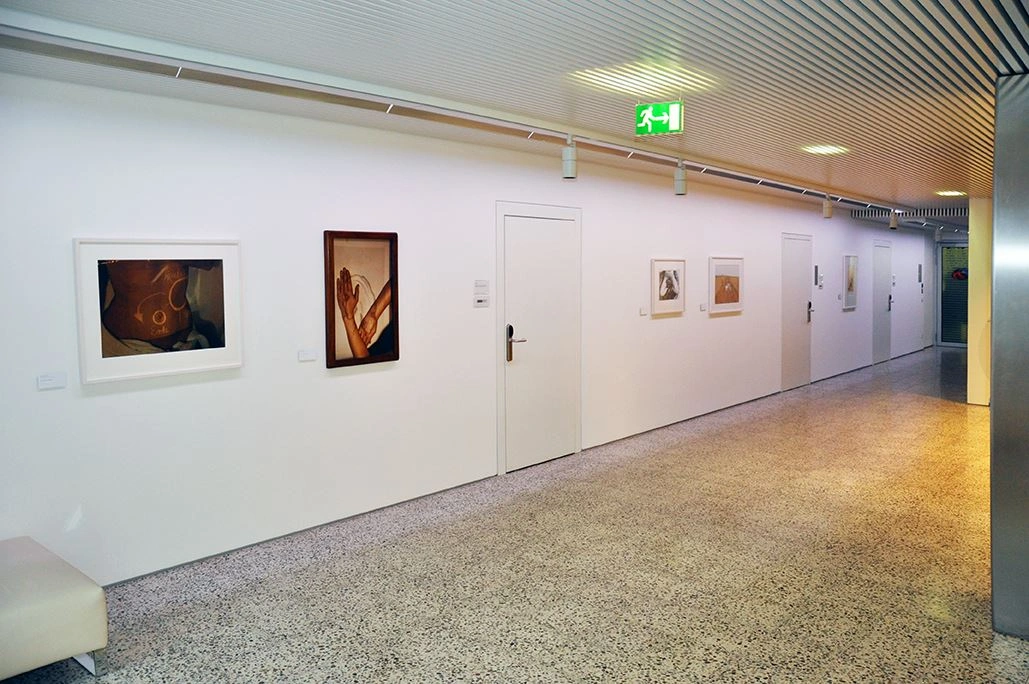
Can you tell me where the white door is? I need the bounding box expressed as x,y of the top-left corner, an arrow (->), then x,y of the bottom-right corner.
781,234 -> 813,390
499,206 -> 580,472
873,243 -> 892,363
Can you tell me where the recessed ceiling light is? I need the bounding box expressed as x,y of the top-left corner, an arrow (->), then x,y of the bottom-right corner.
935,190 -> 967,197
802,144 -> 849,155
570,60 -> 717,98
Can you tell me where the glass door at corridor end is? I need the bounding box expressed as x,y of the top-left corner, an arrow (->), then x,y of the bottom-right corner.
938,244 -> 969,346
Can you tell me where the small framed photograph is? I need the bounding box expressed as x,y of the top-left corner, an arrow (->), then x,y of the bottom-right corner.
324,231 -> 399,368
843,254 -> 858,310
74,238 -> 242,384
651,259 -> 685,315
708,256 -> 744,314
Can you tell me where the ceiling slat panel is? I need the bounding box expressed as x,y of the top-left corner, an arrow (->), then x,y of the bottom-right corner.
1,0 -> 1023,207
970,0 -> 1029,72
680,0 -> 971,148
703,0 -> 994,152
928,0 -> 1012,77
822,0 -> 995,117
899,1 -> 1003,86
735,0 -> 992,143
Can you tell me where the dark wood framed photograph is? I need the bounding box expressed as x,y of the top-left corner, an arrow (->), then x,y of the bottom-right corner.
324,230 -> 399,368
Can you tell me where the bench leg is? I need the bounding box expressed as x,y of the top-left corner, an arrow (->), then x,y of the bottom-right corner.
72,650 -> 103,677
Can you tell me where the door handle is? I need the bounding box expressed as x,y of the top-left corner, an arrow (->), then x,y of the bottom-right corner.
888,294 -> 893,312
506,324 -> 527,362
807,301 -> 814,323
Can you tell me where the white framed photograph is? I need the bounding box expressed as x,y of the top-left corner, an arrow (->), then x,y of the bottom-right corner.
74,238 -> 242,384
843,254 -> 858,310
708,256 -> 744,314
651,259 -> 685,315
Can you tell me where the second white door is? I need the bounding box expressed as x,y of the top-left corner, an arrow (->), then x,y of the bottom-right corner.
873,243 -> 892,363
781,234 -> 813,391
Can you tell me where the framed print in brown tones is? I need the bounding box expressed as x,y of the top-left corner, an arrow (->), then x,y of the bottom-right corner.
651,258 -> 685,315
324,231 -> 399,368
74,238 -> 243,384
843,255 -> 858,311
708,256 -> 744,314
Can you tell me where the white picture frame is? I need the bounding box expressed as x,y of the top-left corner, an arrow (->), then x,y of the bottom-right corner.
708,256 -> 744,314
74,238 -> 242,384
843,254 -> 858,311
651,258 -> 685,315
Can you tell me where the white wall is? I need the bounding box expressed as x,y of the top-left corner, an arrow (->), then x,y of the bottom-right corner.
967,196 -> 992,405
0,74 -> 934,584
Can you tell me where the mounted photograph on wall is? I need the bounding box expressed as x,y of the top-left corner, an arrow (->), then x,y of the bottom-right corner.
708,257 -> 744,314
843,254 -> 858,310
74,238 -> 242,384
324,230 -> 399,368
651,258 -> 685,315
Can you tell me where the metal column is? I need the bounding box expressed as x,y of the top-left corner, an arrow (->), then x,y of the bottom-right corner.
991,73 -> 1029,639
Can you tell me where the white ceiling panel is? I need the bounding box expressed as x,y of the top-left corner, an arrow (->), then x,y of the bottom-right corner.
1,0 -> 1025,213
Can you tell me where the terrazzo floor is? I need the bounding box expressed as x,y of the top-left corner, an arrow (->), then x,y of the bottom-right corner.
12,348 -> 1029,683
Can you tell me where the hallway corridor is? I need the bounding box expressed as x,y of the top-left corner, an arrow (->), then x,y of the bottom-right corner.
13,348 -> 1029,683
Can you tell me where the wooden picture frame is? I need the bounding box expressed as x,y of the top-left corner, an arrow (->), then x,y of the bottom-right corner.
843,254 -> 858,310
74,238 -> 242,384
651,258 -> 686,315
708,256 -> 744,314
324,230 -> 399,367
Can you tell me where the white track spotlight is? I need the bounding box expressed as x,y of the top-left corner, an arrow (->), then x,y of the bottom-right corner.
562,136 -> 577,179
822,195 -> 833,219
889,211 -> 899,229
674,161 -> 687,196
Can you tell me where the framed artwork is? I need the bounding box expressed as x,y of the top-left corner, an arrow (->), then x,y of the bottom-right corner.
843,254 -> 858,310
324,231 -> 399,368
651,258 -> 685,315
74,238 -> 242,384
708,257 -> 744,314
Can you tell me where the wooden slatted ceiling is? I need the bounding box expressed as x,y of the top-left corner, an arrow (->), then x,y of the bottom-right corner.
0,0 -> 1025,208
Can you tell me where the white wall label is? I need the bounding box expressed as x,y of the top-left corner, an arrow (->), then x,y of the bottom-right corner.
36,372 -> 67,391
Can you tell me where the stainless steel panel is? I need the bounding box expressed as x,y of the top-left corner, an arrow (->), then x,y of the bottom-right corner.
991,73 -> 1029,639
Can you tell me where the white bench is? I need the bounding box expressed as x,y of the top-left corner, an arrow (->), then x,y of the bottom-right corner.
0,536 -> 108,679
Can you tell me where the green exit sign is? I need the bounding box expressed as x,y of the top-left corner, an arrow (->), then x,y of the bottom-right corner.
635,101 -> 684,136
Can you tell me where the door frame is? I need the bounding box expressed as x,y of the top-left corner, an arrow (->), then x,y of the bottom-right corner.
495,201 -> 582,474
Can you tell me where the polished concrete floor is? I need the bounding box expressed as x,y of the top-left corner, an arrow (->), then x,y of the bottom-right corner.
13,348 -> 1029,683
